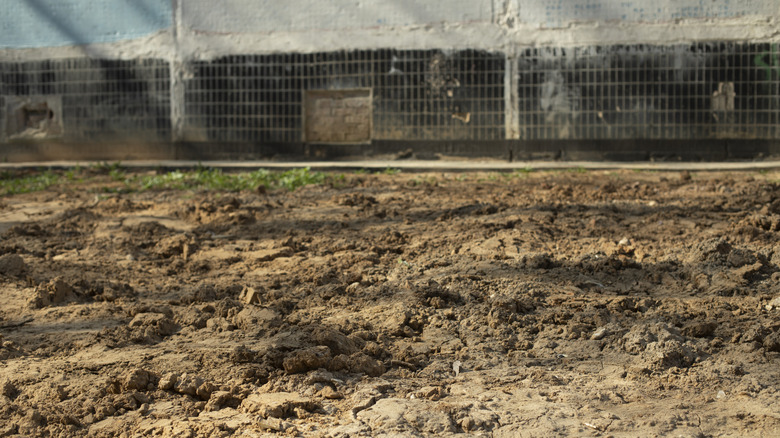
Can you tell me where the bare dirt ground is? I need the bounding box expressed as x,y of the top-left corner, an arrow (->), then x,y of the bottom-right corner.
1,168 -> 780,437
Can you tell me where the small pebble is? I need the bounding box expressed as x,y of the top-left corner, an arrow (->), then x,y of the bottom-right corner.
591,327 -> 608,341
320,386 -> 343,400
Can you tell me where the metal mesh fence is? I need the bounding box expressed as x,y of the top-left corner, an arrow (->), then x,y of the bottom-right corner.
0,58 -> 170,142
372,49 -> 505,141
517,42 -> 780,140
0,43 -> 778,151
184,49 -> 505,143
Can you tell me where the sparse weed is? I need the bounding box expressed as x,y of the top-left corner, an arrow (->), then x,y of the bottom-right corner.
0,169 -> 61,195
64,165 -> 84,182
0,166 -> 332,196
108,167 -> 127,182
135,167 -> 326,192
90,161 -> 123,174
328,173 -> 347,189
278,167 -> 326,191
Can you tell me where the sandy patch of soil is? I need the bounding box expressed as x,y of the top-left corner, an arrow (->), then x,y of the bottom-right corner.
1,170 -> 780,437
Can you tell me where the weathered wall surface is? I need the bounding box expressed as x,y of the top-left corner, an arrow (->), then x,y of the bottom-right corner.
518,0 -> 778,28
182,0 -> 493,33
171,0 -> 780,58
0,0 -> 777,58
0,0 -> 171,49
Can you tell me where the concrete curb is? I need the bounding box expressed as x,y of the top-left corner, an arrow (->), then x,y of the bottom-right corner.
2,159 -> 780,172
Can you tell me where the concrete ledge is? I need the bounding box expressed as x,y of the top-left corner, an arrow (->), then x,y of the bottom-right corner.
2,159 -> 780,172
2,139 -> 779,165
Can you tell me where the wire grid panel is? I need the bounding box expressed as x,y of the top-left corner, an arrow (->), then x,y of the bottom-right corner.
372,49 -> 505,141
0,58 -> 171,141
183,49 -> 505,143
186,54 -> 315,143
517,43 -> 780,140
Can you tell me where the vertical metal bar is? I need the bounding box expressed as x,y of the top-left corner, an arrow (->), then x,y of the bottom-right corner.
505,48 -> 520,140
170,0 -> 185,144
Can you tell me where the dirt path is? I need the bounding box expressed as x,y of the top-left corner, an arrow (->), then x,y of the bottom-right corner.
1,169 -> 779,437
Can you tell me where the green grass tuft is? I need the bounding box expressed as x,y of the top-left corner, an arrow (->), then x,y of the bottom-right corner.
0,170 -> 61,195
135,167 -> 326,192
0,166 -> 331,196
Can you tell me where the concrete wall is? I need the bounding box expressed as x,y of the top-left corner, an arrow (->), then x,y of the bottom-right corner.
182,0 -> 493,33
0,0 -> 777,59
173,0 -> 779,57
0,0 -> 171,49
519,0 -> 778,28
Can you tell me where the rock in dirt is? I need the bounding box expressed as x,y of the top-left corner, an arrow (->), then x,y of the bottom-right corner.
229,345 -> 258,364
640,340 -> 698,370
358,398 -> 457,434
765,296 -> 780,311
158,372 -> 179,390
621,323 -> 682,354
256,417 -> 289,432
239,286 -> 262,305
119,369 -> 155,392
206,316 -> 236,332
283,346 -> 331,374
375,305 -> 411,336
204,391 -> 242,411
0,340 -> 24,360
346,352 -> 386,377
681,322 -> 717,338
175,307 -> 210,329
28,277 -> 75,308
453,360 -> 462,376
154,234 -> 195,258
413,386 -> 447,401
0,380 -> 18,400
0,254 -> 26,277
197,382 -> 217,400
762,331 -> 780,352
330,353 -> 386,377
173,373 -> 205,397
313,328 -> 362,356
240,392 -> 319,418
128,313 -> 179,338
18,410 -> 46,436
233,307 -> 280,331
320,386 -> 343,400
591,327 -> 609,340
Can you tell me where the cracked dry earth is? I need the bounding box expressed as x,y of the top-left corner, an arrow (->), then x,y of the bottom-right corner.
1,169 -> 780,437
